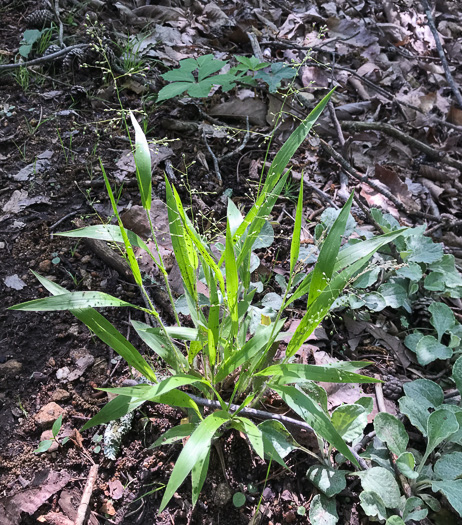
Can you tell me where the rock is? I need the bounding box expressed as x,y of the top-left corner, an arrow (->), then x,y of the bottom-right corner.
67,354 -> 94,382
34,402 -> 64,428
215,482 -> 233,506
56,367 -> 70,380
38,259 -> 52,272
40,430 -> 59,452
51,388 -> 70,402
0,359 -> 22,376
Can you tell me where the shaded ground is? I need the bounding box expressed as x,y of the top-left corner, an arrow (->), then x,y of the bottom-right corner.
1,0 -> 462,523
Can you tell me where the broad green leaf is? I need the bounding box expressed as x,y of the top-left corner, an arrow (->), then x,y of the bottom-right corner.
100,374 -> 205,402
429,302 -> 456,341
403,379 -> 444,408
227,198 -> 244,236
331,404 -> 368,443
256,363 -> 380,384
154,390 -> 202,419
395,262 -> 423,281
52,415 -> 62,438
420,493 -> 441,512
403,496 -> 428,522
290,175 -> 303,274
453,356 -> 462,396
378,282 -> 409,310
157,82 -> 191,101
306,465 -> 347,497
357,467 -> 402,508
272,385 -> 359,467
196,55 -> 226,81
421,409 -> 459,468
35,440 -> 53,454
431,480 -> 462,517
308,192 -> 354,307
258,420 -> 299,467
159,411 -> 231,512
21,273 -> 157,382
232,417 -> 264,459
81,395 -> 145,431
396,452 -> 418,479
374,413 -> 409,456
415,335 -> 452,365
405,233 -> 443,264
385,517 -> 405,525
359,491 -> 387,521
434,452 -> 462,480
130,111 -> 152,210
309,493 -> 339,525
151,423 -> 196,448
161,69 -> 195,82
9,291 -> 137,311
398,396 -> 430,436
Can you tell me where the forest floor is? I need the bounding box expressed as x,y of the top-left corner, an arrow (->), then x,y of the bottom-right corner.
1,0 -> 462,524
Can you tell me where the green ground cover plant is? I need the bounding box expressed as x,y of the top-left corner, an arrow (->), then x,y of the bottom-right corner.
11,90 -> 410,512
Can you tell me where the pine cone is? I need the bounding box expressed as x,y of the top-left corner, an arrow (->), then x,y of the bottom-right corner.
63,48 -> 86,71
412,296 -> 433,326
43,44 -> 61,57
382,375 -> 403,400
69,85 -> 87,99
24,10 -> 54,28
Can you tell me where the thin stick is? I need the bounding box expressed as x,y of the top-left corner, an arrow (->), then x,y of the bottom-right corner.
340,120 -> 462,172
202,130 -> 222,185
421,0 -> 462,109
75,463 -> 99,525
186,393 -> 369,470
0,44 -> 89,71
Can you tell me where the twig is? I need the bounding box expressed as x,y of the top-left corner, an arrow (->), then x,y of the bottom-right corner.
220,117 -> 250,161
340,120 -> 462,172
0,44 -> 89,71
49,210 -> 80,232
421,0 -> 462,109
328,101 -> 349,199
75,463 -> 99,525
53,0 -> 64,48
374,383 -> 387,414
319,138 -> 441,222
247,31 -> 265,62
202,130 -> 222,185
186,393 -> 369,470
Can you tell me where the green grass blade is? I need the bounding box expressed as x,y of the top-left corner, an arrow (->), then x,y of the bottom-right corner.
307,192 -> 354,307
131,320 -> 188,372
286,253 -> 373,358
165,177 -> 197,300
29,272 -> 157,382
231,88 -> 335,245
290,174 -> 303,275
101,161 -> 144,286
273,384 -> 359,467
9,291 -> 137,311
232,417 -> 264,459
225,219 -> 239,335
285,228 -> 408,308
81,395 -> 145,431
159,411 -> 231,512
151,423 -> 196,448
191,448 -> 211,507
256,364 -> 381,383
100,374 -> 205,401
130,111 -> 152,211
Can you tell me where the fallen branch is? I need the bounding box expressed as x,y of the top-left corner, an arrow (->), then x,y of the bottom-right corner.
319,138 -> 440,222
187,393 -> 369,470
340,120 -> 462,172
0,44 -> 89,71
75,463 -> 99,525
421,0 -> 462,109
